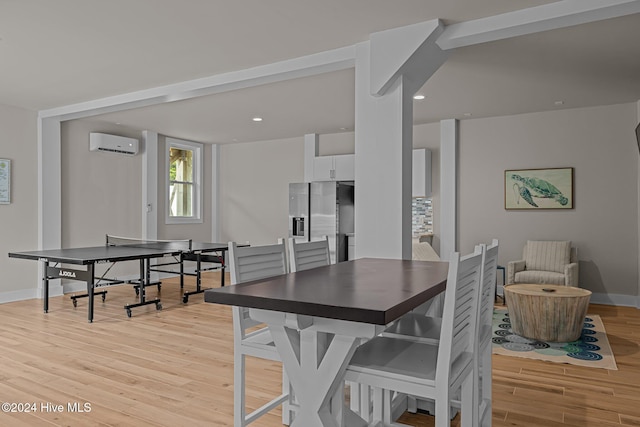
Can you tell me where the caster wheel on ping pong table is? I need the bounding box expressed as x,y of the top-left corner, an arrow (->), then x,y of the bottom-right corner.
182,295 -> 189,304
126,309 -> 132,318
134,287 -> 139,296
101,294 -> 106,302
156,303 -> 163,311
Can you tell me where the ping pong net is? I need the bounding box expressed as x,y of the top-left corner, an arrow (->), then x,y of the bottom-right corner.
106,235 -> 193,252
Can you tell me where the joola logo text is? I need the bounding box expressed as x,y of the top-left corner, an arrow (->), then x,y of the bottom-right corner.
59,270 -> 77,278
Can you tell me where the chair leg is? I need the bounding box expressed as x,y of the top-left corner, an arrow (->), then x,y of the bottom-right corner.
461,372 -> 475,427
234,352 -> 246,427
481,344 -> 492,427
434,390 -> 450,427
282,367 -> 291,425
372,386 -> 384,424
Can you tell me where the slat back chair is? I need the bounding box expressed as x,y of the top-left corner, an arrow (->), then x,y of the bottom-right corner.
228,241 -> 290,427
288,236 -> 331,272
474,239 -> 499,427
345,249 -> 483,427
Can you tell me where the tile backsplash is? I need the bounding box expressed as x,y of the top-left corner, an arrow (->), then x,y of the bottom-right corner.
412,197 -> 433,238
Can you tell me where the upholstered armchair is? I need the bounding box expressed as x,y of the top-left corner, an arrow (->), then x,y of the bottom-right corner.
507,240 -> 578,287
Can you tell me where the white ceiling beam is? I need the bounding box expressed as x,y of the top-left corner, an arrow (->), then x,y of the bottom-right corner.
437,0 -> 640,50
39,45 -> 356,121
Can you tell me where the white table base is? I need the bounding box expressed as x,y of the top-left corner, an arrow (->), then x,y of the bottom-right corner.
250,309 -> 383,427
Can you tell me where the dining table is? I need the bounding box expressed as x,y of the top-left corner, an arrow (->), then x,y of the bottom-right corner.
204,257 -> 449,427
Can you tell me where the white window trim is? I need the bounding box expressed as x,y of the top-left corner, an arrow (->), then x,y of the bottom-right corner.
165,137 -> 203,225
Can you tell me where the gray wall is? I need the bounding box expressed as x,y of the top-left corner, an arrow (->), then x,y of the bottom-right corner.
0,104 -> 38,298
458,103 -> 638,299
219,136 -> 305,245
61,120 -> 143,246
61,120 -> 144,279
60,123 -> 215,280
2,101 -> 638,305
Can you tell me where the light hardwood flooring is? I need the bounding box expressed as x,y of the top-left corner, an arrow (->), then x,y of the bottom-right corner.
0,273 -> 639,426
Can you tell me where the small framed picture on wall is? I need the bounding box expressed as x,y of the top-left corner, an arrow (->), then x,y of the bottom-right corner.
0,159 -> 11,204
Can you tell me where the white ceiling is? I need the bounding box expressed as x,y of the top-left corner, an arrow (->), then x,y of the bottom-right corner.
2,0 -> 639,144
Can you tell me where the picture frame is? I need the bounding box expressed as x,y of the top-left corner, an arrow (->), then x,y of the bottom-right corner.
0,159 -> 10,204
505,167 -> 573,210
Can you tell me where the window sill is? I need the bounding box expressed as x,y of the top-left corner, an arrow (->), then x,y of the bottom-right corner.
165,217 -> 203,225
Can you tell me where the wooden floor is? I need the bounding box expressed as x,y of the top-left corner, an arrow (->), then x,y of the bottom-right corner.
0,274 -> 639,426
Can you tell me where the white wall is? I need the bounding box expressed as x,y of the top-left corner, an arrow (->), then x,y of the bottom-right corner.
458,103 -> 638,301
61,121 -> 143,245
219,136 -> 305,245
4,101 -> 638,306
61,120 -> 143,280
0,104 -> 38,300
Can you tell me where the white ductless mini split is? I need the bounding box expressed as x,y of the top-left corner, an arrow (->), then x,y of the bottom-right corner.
89,132 -> 139,155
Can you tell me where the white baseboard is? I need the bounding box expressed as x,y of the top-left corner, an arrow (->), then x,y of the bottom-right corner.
590,292 -> 639,308
0,284 -> 66,303
0,287 -> 41,304
6,284 -> 633,309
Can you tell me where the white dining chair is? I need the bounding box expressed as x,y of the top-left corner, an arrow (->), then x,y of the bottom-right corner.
475,239 -> 499,427
380,240 -> 499,422
287,236 -> 331,272
227,240 -> 291,427
345,249 -> 483,427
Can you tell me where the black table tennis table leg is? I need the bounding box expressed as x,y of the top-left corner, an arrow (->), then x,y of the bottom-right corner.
43,261 -> 49,313
87,263 -> 95,323
124,258 -> 162,317
180,253 -> 185,290
220,252 -> 225,287
182,251 -> 226,303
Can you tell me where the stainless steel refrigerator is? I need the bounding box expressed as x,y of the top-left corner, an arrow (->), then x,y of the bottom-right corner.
288,181 -> 354,264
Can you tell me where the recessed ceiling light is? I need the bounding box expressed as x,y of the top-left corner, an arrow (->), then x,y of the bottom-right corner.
463,113 -> 472,117
339,127 -> 348,131
252,117 -> 263,122
413,94 -> 425,100
554,100 -> 564,106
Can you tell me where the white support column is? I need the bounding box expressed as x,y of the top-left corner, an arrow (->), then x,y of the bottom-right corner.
141,131 -> 158,241
211,143 -> 221,242
37,116 -> 62,297
440,119 -> 458,261
304,134 -> 319,183
354,42 -> 413,260
354,21 -> 447,260
636,100 -> 640,308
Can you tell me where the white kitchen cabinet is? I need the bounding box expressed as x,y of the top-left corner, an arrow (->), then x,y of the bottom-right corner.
412,149 -> 432,198
313,154 -> 355,181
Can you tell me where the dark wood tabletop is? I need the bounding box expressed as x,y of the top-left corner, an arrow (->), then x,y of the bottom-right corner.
204,258 -> 448,325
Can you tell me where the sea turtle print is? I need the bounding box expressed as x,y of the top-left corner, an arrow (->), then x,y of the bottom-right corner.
511,174 -> 568,207
512,182 -> 538,207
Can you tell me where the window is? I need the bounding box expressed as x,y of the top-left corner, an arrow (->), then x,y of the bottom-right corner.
166,138 -> 202,224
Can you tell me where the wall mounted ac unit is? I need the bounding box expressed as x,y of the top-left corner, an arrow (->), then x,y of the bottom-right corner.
89,132 -> 139,155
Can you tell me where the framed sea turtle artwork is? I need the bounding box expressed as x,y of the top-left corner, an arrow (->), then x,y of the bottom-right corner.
505,167 -> 573,210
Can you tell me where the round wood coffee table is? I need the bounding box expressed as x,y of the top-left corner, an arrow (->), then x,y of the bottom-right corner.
504,284 -> 592,342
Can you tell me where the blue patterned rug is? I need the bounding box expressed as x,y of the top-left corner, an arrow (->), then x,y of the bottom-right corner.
492,309 -> 617,370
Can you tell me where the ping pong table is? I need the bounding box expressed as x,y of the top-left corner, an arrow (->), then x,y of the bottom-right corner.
8,235 -> 234,322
